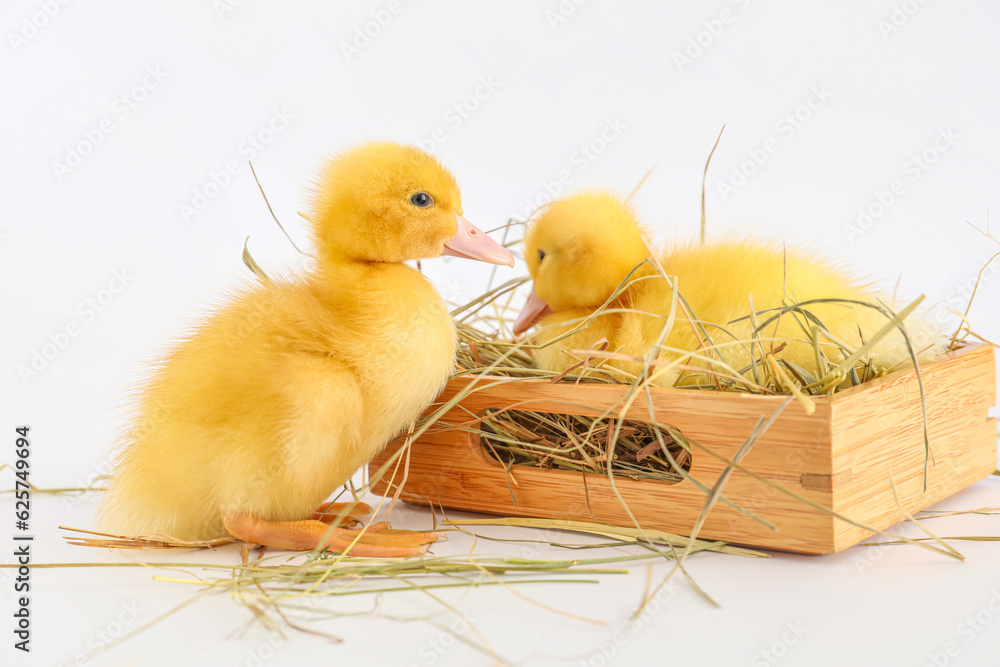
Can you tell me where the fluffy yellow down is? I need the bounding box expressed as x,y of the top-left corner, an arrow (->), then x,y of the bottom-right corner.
99,143 -> 470,540
522,192 -> 941,387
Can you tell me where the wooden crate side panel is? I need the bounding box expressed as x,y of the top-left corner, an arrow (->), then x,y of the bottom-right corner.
829,345 -> 997,549
371,381 -> 841,553
435,377 -> 836,482
370,437 -> 839,553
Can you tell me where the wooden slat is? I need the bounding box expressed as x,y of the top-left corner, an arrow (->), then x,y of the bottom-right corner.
370,344 -> 996,555
829,343 -> 997,549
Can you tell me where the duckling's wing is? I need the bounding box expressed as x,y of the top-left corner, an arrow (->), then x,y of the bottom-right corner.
213,351 -> 368,523
534,308 -> 621,376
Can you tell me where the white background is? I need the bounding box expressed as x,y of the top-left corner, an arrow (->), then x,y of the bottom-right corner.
2,1 -> 1000,665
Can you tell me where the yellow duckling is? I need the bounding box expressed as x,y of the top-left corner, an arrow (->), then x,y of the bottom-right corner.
99,142 -> 514,557
514,191 -> 939,388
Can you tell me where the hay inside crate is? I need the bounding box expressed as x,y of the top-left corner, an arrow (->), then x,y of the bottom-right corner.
370,343 -> 996,554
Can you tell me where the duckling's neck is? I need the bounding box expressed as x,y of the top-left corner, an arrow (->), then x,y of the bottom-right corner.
606,260 -> 661,308
308,253 -> 456,448
312,254 -> 428,302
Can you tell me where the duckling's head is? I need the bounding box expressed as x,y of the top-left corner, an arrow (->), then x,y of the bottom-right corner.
310,142 -> 513,266
514,191 -> 648,334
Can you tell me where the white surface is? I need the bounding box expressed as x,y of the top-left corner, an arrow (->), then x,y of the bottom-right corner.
2,1 -> 999,665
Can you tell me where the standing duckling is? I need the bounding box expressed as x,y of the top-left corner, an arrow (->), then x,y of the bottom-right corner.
514,191 -> 939,388
99,142 -> 514,557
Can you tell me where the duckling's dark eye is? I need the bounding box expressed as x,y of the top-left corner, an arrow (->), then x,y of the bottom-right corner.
538,249 -> 546,262
410,192 -> 433,208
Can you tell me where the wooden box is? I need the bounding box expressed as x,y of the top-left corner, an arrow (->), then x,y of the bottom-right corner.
370,344 -> 997,554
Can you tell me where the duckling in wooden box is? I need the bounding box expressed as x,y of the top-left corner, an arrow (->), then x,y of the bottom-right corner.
370,191 -> 995,555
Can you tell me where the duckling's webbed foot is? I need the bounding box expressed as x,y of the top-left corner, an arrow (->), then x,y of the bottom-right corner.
222,512 -> 442,558
309,501 -> 374,526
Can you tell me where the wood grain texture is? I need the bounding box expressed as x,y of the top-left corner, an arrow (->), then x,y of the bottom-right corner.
370,344 -> 997,554
828,343 -> 997,550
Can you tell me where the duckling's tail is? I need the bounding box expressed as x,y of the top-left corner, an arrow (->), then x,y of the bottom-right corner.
95,469 -> 151,537
95,446 -> 188,539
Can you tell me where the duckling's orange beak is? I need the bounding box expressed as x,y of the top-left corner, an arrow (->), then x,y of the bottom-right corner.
512,286 -> 553,336
442,214 -> 515,267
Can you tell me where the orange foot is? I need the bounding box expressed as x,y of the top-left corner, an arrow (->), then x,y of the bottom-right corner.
222,511 -> 442,558
309,501 -> 373,526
